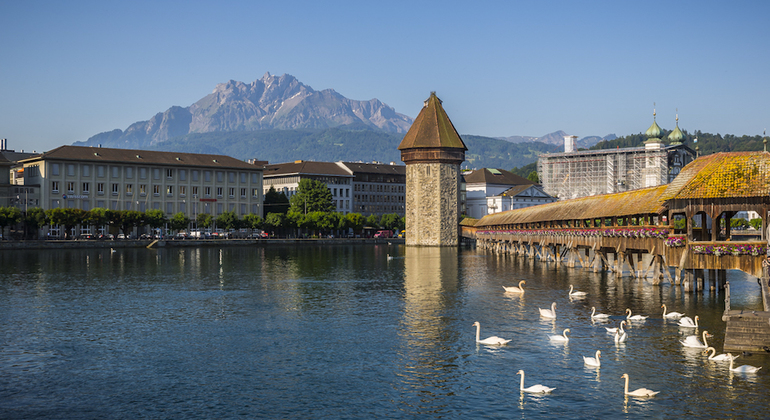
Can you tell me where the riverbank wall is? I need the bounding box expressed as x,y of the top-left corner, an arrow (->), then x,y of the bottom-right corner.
0,238 -> 405,250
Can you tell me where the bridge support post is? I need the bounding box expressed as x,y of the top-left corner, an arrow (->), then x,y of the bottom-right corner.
719,270 -> 727,290
709,269 -> 717,291
684,270 -> 693,292
615,251 -> 625,278
651,255 -> 663,285
695,269 -> 705,291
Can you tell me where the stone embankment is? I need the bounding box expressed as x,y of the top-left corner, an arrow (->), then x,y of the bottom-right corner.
0,238 -> 405,250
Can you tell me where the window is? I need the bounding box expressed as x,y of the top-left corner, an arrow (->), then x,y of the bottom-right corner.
112,183 -> 119,195
153,169 -> 160,180
83,165 -> 91,177
97,165 -> 105,178
166,185 -> 173,196
240,173 -> 246,183
240,203 -> 246,215
228,187 -> 235,198
97,183 -> 104,195
252,188 -> 259,197
52,163 -> 60,176
166,169 -> 173,179
217,187 -> 223,197
112,166 -> 120,178
217,203 -> 223,214
228,172 -> 235,183
67,182 -> 75,193
204,171 -> 211,182
153,185 -> 160,196
240,188 -> 246,198
82,183 -> 90,194
166,202 -> 173,214
180,186 -> 186,197
192,170 -> 199,182
192,186 -> 199,197
251,173 -> 259,183
126,167 -> 133,179
139,184 -> 146,195
204,187 -> 211,197
52,181 -> 59,192
179,169 -> 186,181
126,184 -> 133,195
179,202 -> 186,213
216,171 -> 224,182
140,167 -> 147,179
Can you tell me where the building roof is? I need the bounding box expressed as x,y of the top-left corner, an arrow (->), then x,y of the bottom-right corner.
475,185 -> 668,227
498,184 -> 548,198
464,168 -> 533,185
264,160 -> 353,178
660,151 -> 770,200
19,145 -> 262,170
539,143 -> 693,159
341,162 -> 405,175
397,92 -> 467,151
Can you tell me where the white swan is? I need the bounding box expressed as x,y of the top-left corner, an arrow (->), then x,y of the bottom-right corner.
583,350 -> 601,367
503,280 -> 525,294
539,302 -> 556,319
549,328 -> 570,342
680,330 -> 709,348
606,320 -> 626,334
472,321 -> 511,346
614,327 -> 628,343
625,308 -> 648,322
568,284 -> 587,297
661,304 -> 684,319
621,373 -> 659,397
591,307 -> 610,319
387,253 -> 394,260
702,346 -> 738,362
517,370 -> 555,394
678,315 -> 699,328
729,356 -> 762,373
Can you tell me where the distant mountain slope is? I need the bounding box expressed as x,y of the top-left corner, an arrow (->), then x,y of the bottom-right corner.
75,72 -> 413,149
498,131 -> 615,149
146,128 -> 552,170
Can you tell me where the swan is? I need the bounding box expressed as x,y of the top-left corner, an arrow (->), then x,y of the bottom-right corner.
625,309 -> 648,322
539,302 -> 556,319
517,370 -> 555,394
606,320 -> 626,334
568,285 -> 587,297
583,350 -> 601,367
621,373 -> 659,397
548,328 -> 570,342
678,315 -> 699,328
503,280 -> 525,294
702,347 -> 739,362
110,248 -> 116,253
729,356 -> 762,373
472,321 -> 511,346
661,304 -> 684,319
614,327 -> 628,343
591,307 -> 610,319
680,330 -> 709,348
387,254 -> 394,260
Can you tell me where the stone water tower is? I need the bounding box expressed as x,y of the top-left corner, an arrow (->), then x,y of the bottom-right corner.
398,92 -> 467,246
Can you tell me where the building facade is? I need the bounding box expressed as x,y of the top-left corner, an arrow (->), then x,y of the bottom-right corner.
538,114 -> 695,200
17,145 -> 264,223
344,162 -> 405,217
263,161 -> 354,214
463,168 -> 556,219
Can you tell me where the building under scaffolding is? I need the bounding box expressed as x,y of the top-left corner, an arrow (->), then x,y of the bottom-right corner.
538,113 -> 695,200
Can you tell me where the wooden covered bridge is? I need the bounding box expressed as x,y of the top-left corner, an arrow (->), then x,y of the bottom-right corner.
461,151 -> 770,351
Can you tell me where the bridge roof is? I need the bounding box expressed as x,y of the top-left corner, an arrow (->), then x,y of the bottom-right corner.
660,151 -> 770,200
475,185 -> 668,227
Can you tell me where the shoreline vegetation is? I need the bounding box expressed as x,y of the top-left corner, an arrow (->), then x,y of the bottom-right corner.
0,237 -> 405,250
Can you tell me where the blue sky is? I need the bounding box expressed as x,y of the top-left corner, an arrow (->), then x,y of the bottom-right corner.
2,0 -> 769,152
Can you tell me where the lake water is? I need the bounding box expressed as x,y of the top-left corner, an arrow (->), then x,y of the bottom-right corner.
1,244 -> 769,419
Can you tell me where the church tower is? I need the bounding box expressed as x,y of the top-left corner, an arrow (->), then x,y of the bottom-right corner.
398,92 -> 467,246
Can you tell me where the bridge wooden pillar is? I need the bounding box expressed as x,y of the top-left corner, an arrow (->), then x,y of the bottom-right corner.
684,270 -> 693,292
709,269 -> 717,291
695,269 -> 705,291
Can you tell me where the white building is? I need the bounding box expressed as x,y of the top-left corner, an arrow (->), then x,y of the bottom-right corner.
463,168 -> 556,219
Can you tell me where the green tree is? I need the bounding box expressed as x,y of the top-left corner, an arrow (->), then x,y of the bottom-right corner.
144,209 -> 167,232
243,213 -> 264,231
750,218 -> 762,230
289,179 -> 334,214
216,211 -> 239,231
23,207 -> 48,239
527,171 -> 539,184
197,213 -> 213,229
264,185 -> 290,215
46,208 -> 85,238
263,212 -> 285,235
345,212 -> 364,234
169,212 -> 191,232
117,210 -> 143,237
380,213 -> 400,231
365,214 -> 380,229
0,206 -> 23,238
85,208 -> 110,233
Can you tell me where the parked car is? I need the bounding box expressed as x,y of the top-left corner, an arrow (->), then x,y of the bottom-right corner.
373,230 -> 394,239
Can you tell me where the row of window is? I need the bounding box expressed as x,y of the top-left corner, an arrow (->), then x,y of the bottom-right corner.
52,181 -> 260,199
354,194 -> 404,203
48,163 -> 260,185
52,199 -> 260,216
354,184 -> 404,193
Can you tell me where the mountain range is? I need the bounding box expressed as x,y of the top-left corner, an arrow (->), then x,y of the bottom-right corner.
73,72 -> 611,169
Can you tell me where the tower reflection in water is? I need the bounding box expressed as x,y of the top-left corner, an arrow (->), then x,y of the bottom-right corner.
395,247 -> 462,415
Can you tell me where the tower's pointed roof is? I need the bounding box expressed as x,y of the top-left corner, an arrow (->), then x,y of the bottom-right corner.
645,107 -> 664,140
667,112 -> 684,144
398,92 -> 467,150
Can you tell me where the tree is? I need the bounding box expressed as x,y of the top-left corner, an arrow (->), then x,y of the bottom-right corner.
263,212 -> 284,235
169,212 -> 191,232
380,213 -> 400,231
216,211 -> 239,231
264,185 -> 290,215
197,213 -> 213,229
45,208 -> 85,238
750,218 -> 763,230
365,214 -> 380,229
0,206 -> 23,238
243,213 -> 264,231
117,210 -> 143,237
23,207 -> 48,239
144,209 -> 167,232
527,171 -> 539,184
85,208 -> 110,233
289,179 -> 334,214
345,212 -> 364,234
